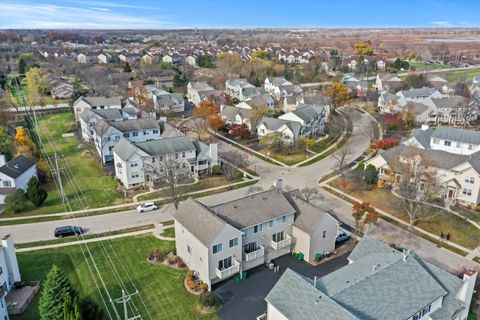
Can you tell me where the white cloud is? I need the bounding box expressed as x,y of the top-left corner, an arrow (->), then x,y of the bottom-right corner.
431,21 -> 454,27
0,2 -> 171,29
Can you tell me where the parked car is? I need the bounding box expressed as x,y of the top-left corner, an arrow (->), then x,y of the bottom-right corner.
136,202 -> 158,213
54,226 -> 83,238
335,228 -> 351,243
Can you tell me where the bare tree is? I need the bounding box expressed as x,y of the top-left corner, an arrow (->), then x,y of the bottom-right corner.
333,143 -> 353,175
394,150 -> 442,228
300,187 -> 319,203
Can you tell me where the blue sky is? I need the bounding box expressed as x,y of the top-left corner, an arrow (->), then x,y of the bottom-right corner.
1,0 -> 479,29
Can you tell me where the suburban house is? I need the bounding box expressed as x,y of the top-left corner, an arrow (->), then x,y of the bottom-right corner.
162,53 -> 183,65
93,117 -> 161,164
378,87 -> 443,114
257,117 -> 301,144
428,75 -> 454,94
79,107 -> 139,142
278,104 -> 327,137
220,105 -> 253,130
187,82 -> 220,106
0,235 -> 23,320
145,85 -> 185,112
265,236 -> 477,320
174,189 -> 339,290
225,79 -> 266,101
248,94 -> 275,109
141,53 -> 154,64
47,75 -> 73,100
73,96 -> 122,122
118,53 -> 141,64
264,77 -> 302,100
77,52 -> 97,64
97,52 -> 112,64
113,136 -> 218,189
367,125 -> 480,206
374,73 -> 403,92
0,155 -> 37,204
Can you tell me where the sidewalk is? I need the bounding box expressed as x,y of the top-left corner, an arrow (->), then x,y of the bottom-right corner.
0,178 -> 258,222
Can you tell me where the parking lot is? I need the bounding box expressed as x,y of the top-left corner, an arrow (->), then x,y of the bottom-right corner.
214,249 -> 351,320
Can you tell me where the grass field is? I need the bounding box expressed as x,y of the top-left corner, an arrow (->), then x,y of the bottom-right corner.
410,61 -> 450,71
8,112 -> 124,217
9,79 -> 68,106
329,179 -> 480,250
13,235 -> 217,320
436,67 -> 480,83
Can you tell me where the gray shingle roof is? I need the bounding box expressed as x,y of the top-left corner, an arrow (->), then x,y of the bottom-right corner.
112,139 -> 142,162
92,109 -> 124,121
431,96 -> 467,109
174,198 -> 228,246
135,136 -> 195,157
0,155 -> 36,179
208,189 -> 296,229
221,105 -> 252,122
285,193 -> 337,235
408,127 -> 434,149
109,118 -> 160,133
431,126 -> 480,145
265,269 -> 358,320
401,87 -> 437,98
302,95 -> 331,106
289,104 -> 322,122
81,96 -> 122,107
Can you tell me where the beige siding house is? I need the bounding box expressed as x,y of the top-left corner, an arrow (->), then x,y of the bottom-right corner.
174,189 -> 339,290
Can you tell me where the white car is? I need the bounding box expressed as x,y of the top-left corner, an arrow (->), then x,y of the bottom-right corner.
335,227 -> 351,243
136,202 -> 158,213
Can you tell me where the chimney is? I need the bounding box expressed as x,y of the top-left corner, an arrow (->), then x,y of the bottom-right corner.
0,154 -> 5,167
273,179 -> 283,192
421,124 -> 429,131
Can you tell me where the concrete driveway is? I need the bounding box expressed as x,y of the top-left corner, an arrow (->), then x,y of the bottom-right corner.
214,251 -> 350,320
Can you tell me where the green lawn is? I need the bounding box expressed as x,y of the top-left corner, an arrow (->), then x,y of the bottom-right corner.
138,175 -> 244,201
13,235 -> 217,320
7,112 -> 124,217
9,79 -> 67,106
329,179 -> 480,250
258,148 -> 309,166
162,227 -> 175,238
436,67 -> 480,83
410,61 -> 450,71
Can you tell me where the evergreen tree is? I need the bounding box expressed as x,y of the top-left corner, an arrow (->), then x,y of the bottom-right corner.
0,126 -> 13,160
364,164 -> 379,186
64,295 -> 82,320
26,176 -> 48,207
123,62 -> 132,72
39,265 -> 76,320
18,57 -> 27,74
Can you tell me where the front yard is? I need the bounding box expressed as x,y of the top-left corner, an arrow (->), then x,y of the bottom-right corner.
8,112 -> 124,217
13,235 -> 218,320
329,178 -> 480,250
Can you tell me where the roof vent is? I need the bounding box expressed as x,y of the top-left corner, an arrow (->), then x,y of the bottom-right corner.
232,205 -> 238,209
262,196 -> 267,200
402,249 -> 410,262
13,164 -> 19,169
315,296 -> 322,304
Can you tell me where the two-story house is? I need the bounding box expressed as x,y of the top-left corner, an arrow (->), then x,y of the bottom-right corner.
278,104 -> 327,137
0,155 -> 37,204
113,136 -> 218,189
225,79 -> 266,101
378,87 -> 442,114
220,105 -> 253,130
257,117 -> 301,144
73,96 -> 122,122
265,236 -> 477,320
174,189 -> 339,290
187,82 -> 220,106
263,77 -> 303,100
93,117 -> 161,164
374,73 -> 403,92
367,126 -> 480,207
145,85 -> 185,112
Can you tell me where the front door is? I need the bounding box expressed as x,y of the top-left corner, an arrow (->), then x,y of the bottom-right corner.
243,242 -> 257,254
272,231 -> 284,243
218,257 -> 232,270
448,190 -> 454,198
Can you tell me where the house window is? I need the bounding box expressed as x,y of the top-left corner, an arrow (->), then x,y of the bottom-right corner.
465,177 -> 475,184
272,231 -> 284,242
468,144 -> 473,150
131,172 -> 139,179
182,163 -> 186,169
175,153 -> 179,159
229,238 -> 238,248
268,220 -> 274,228
187,245 -> 192,255
114,135 -> 120,141
281,216 -> 287,224
132,132 -> 138,137
182,151 -> 186,158
3,181 -> 11,187
218,257 -> 232,270
412,304 -> 432,320
130,161 -> 138,168
159,156 -> 164,161
253,224 -> 262,233
124,133 -> 130,138
444,140 -> 451,146
109,146 -> 114,151
242,230 -> 247,238
143,131 -> 148,135
463,188 -> 473,196
432,138 -> 439,144
243,242 -> 257,253
212,243 -> 223,254
153,129 -> 159,134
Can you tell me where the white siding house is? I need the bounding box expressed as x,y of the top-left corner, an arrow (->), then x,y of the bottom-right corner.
0,155 -> 37,204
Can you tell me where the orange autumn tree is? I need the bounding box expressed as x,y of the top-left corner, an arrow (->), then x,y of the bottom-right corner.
192,99 -> 222,138
14,126 -> 35,157
352,201 -> 379,240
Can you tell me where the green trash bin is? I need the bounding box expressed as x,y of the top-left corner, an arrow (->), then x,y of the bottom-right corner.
242,271 -> 247,280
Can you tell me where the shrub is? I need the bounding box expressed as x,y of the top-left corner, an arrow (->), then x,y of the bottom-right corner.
176,257 -> 186,268
211,165 -> 221,175
357,160 -> 365,170
147,249 -> 154,261
199,283 -> 208,293
370,138 -> 400,151
155,249 -> 164,262
364,164 -> 379,186
187,279 -> 197,290
5,189 -> 28,214
167,255 -> 176,264
199,292 -> 217,308
26,176 -> 47,207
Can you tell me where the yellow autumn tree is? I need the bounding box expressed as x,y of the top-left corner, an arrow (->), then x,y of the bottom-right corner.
326,82 -> 350,110
25,67 -> 50,106
14,126 -> 35,157
353,42 -> 374,55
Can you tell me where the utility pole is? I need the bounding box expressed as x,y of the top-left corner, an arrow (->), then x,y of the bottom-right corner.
113,290 -> 141,320
52,152 -> 66,207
